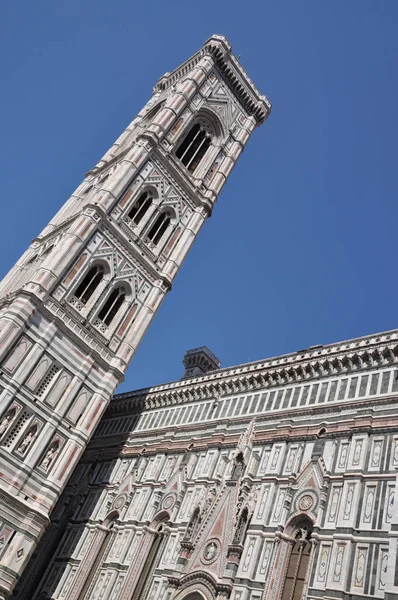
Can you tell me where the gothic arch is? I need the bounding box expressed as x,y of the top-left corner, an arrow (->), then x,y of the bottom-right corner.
139,184 -> 160,202
150,509 -> 171,528
174,108 -> 224,178
173,572 -> 219,600
284,513 -> 315,537
73,259 -> 110,292
180,591 -> 210,600
195,106 -> 225,141
102,509 -> 120,526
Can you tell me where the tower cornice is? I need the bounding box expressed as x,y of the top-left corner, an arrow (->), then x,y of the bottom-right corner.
154,35 -> 271,124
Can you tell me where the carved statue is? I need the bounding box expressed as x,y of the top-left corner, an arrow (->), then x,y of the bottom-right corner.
19,428 -> 36,454
40,443 -> 58,472
0,409 -> 15,437
185,507 -> 201,541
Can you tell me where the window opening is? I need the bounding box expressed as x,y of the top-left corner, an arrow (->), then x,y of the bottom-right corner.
41,244 -> 54,257
25,254 -> 38,266
128,192 -> 152,225
82,185 -> 93,196
147,212 -> 171,245
74,265 -> 104,305
98,287 -> 125,326
176,123 -> 212,174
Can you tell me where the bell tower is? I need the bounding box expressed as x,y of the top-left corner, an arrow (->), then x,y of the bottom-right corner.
0,35 -> 270,598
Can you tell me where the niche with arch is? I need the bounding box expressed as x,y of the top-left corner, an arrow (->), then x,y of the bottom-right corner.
233,506 -> 249,545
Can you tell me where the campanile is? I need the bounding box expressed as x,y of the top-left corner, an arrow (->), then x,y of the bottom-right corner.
0,35 -> 270,598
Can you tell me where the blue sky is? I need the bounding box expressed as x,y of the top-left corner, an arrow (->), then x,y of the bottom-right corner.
1,1 -> 398,392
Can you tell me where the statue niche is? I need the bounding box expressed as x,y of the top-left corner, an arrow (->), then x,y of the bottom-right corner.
231,451 -> 244,481
233,506 -> 249,545
184,507 -> 201,542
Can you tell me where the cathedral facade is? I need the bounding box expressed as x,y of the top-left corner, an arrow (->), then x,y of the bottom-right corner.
12,339 -> 398,600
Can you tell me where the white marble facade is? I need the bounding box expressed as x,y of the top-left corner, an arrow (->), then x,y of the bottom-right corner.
0,36 -> 270,599
12,334 -> 398,600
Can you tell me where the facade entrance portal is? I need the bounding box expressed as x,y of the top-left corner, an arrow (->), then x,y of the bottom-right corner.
280,520 -> 313,600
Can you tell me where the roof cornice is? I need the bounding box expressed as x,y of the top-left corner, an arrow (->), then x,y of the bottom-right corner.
109,329 -> 398,416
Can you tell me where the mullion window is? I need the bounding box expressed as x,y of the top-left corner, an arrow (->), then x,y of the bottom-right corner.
75,266 -> 103,304
176,122 -> 213,174
128,192 -> 152,225
98,288 -> 125,325
187,135 -> 211,173
147,213 -> 171,245
176,124 -> 201,162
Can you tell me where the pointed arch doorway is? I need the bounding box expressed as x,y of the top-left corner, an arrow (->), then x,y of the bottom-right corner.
280,516 -> 313,600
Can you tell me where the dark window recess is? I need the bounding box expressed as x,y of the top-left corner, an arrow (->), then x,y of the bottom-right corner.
175,124 -> 212,174
42,244 -> 54,257
128,192 -> 152,225
147,213 -> 171,245
75,265 -> 104,304
98,288 -> 125,325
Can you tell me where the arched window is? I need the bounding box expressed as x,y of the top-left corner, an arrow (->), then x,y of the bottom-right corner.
147,212 -> 171,245
128,192 -> 152,225
98,287 -> 125,326
176,123 -> 212,174
74,265 -> 104,305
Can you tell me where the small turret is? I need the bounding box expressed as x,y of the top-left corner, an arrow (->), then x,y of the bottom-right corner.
181,346 -> 221,379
